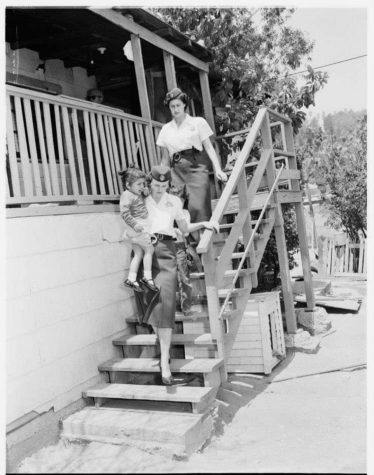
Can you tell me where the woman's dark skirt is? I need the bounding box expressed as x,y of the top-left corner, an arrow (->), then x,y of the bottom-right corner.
171,150 -> 212,223
135,239 -> 177,329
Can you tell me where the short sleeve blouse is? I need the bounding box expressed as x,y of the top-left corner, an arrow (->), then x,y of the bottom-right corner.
156,114 -> 213,155
145,193 -> 186,237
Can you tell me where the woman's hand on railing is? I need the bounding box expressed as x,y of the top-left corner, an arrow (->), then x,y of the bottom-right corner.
203,220 -> 220,233
215,169 -> 228,183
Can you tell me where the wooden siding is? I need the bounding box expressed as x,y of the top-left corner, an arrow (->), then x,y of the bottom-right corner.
6,212 -> 136,424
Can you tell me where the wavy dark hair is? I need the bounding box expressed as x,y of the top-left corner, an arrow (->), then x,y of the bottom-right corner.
164,89 -> 189,109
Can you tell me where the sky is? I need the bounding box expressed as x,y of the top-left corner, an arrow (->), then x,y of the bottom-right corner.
286,7 -> 367,117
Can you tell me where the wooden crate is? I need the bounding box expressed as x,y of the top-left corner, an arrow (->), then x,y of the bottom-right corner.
226,291 -> 286,375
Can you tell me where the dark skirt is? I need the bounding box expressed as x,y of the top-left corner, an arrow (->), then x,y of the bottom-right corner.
135,239 -> 177,329
171,150 -> 212,223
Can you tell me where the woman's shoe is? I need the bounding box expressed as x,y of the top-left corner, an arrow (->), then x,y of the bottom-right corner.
161,374 -> 174,386
161,375 -> 188,386
124,279 -> 143,292
140,277 -> 159,292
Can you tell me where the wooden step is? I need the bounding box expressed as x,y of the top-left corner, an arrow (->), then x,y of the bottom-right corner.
218,287 -> 247,298
125,305 -> 240,325
83,383 -> 216,413
125,304 -> 210,324
99,358 -> 223,388
273,148 -> 295,157
113,333 -> 215,347
190,268 -> 256,280
99,357 -> 223,374
212,192 -> 276,215
219,218 -> 272,231
229,249 -> 262,260
62,406 -> 214,457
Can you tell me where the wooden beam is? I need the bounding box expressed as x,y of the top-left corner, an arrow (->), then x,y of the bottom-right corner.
199,71 -> 215,132
163,51 -> 177,91
130,34 -> 156,164
284,121 -> 316,309
261,113 -> 297,334
90,8 -> 209,72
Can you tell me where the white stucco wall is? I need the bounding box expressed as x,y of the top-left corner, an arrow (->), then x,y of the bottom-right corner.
6,42 -> 96,98
6,211 -> 136,424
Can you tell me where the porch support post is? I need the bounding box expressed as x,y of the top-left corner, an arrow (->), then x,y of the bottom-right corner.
199,70 -> 215,132
284,122 -> 316,309
163,51 -> 177,91
131,33 -> 156,165
261,113 -> 297,334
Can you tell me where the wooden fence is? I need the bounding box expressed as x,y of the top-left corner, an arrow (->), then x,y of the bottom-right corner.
319,233 -> 367,276
6,85 -> 163,206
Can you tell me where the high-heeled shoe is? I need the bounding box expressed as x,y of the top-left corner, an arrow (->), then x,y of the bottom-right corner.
139,277 -> 159,292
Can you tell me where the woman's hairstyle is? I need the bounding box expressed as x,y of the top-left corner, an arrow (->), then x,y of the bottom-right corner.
118,165 -> 146,189
164,87 -> 189,108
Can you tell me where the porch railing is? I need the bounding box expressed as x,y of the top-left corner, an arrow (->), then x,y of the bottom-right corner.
6,85 -> 163,206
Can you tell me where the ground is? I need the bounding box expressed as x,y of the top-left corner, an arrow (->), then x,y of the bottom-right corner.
15,276 -> 367,474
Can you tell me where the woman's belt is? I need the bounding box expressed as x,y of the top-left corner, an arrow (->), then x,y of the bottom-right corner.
153,233 -> 175,241
171,148 -> 198,165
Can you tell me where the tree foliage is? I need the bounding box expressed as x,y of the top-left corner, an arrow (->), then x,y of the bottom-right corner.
295,112 -> 367,241
151,8 -> 328,135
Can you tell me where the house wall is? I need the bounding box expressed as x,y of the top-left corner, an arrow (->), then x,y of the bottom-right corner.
6,42 -> 96,98
6,211 -> 136,425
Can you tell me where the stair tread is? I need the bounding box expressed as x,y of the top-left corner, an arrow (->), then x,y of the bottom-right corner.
218,287 -> 246,297
83,383 -> 215,403
113,333 -> 215,346
99,357 -> 224,373
231,250 -> 261,259
190,268 -> 255,279
219,218 -> 271,229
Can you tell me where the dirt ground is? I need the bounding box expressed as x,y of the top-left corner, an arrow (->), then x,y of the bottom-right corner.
16,277 -> 367,474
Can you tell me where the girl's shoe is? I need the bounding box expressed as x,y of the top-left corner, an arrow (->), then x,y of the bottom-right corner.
124,279 -> 143,292
140,277 -> 159,292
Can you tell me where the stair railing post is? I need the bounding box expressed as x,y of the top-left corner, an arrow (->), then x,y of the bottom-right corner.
261,112 -> 297,334
284,121 -> 316,309
202,247 -> 227,382
237,171 -> 257,288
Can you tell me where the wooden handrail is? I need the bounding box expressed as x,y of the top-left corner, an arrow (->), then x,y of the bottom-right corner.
7,85 -> 164,127
6,85 -> 163,206
197,107 -> 268,254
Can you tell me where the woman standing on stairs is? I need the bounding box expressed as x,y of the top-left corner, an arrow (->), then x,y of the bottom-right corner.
126,165 -> 218,385
156,88 -> 228,228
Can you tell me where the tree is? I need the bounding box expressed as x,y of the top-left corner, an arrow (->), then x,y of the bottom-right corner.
295,112 -> 367,242
151,8 -> 328,135
322,114 -> 367,241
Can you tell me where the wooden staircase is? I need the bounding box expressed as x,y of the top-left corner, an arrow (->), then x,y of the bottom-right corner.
62,107 -> 315,456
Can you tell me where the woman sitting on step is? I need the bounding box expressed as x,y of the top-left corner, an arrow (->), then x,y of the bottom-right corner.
124,165 -> 218,386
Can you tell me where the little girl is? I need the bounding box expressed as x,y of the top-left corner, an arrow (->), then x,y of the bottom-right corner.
119,167 -> 158,293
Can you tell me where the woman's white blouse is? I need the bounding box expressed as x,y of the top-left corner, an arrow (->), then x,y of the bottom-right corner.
145,193 -> 186,238
156,114 -> 213,155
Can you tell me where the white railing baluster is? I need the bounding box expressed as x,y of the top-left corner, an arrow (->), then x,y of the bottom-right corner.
6,95 -> 21,197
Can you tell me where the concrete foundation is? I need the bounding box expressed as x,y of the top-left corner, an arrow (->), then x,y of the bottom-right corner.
284,329 -> 322,354
62,405 -> 215,458
296,307 -> 332,335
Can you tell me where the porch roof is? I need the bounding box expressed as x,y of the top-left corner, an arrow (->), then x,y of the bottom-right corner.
5,7 -> 212,76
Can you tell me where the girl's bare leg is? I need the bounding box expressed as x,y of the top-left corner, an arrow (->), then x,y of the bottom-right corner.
157,328 -> 172,378
128,244 -> 143,281
143,245 -> 154,280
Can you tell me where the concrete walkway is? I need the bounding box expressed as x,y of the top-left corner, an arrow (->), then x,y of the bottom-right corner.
17,278 -> 367,473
